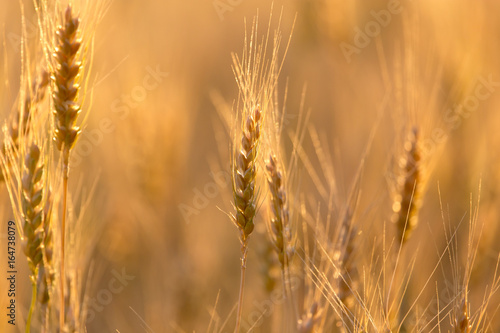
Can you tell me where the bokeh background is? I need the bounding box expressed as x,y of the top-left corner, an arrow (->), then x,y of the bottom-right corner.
1,0 -> 500,332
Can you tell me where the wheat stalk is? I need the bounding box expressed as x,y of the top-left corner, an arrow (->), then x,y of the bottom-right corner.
51,5 -> 83,329
232,104 -> 262,333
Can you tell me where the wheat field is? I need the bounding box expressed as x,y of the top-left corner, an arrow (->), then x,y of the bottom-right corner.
0,0 -> 500,332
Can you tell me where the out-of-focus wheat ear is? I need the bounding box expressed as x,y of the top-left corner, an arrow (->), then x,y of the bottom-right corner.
52,5 -> 82,153
265,153 -> 294,269
455,297 -> 471,333
21,143 -> 45,275
11,70 -> 50,147
232,105 -> 262,244
259,241 -> 278,294
325,204 -> 359,333
21,143 -> 46,332
297,302 -> 322,333
0,70 -> 49,183
391,127 -> 422,245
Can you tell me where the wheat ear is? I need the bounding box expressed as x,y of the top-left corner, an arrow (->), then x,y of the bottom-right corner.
51,5 -> 82,329
392,127 -> 422,245
265,153 -> 297,325
21,143 -> 46,332
265,154 -> 293,269
232,105 -> 261,333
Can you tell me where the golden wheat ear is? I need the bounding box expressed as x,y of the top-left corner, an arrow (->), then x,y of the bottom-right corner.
52,5 -> 82,152
232,105 -> 262,243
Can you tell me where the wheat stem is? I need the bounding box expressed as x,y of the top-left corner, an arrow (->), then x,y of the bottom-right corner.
26,276 -> 38,333
235,243 -> 248,333
60,156 -> 68,330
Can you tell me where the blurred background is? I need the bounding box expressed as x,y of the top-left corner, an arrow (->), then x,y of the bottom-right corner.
1,0 -> 500,331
